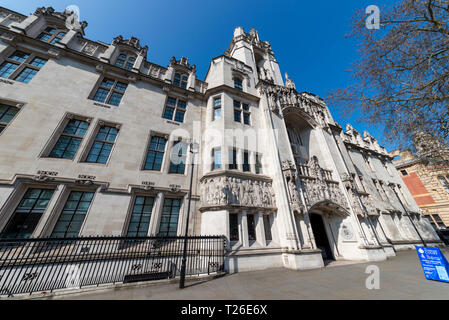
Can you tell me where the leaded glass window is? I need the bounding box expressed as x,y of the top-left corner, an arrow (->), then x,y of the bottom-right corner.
115,53 -> 136,71
163,97 -> 187,123
0,51 -> 47,83
92,78 -> 128,106
233,100 -> 250,125
1,188 -> 55,239
158,198 -> 182,237
37,27 -> 67,45
144,136 -> 167,171
85,125 -> 119,164
173,72 -> 188,89
126,196 -> 155,237
49,119 -> 89,159
0,103 -> 19,133
51,191 -> 94,238
169,141 -> 187,174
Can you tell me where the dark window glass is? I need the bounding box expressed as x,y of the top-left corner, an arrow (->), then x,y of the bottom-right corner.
108,92 -> 124,106
243,152 -> 250,172
127,196 -> 155,237
234,110 -> 241,123
49,119 -> 89,159
263,215 -> 272,241
144,136 -> 167,171
243,113 -> 251,125
247,214 -> 257,241
255,154 -> 262,174
158,198 -> 182,237
51,191 -> 94,238
169,141 -> 187,174
174,73 -> 188,89
0,62 -> 18,78
230,214 -> 239,242
86,126 -> 119,164
234,78 -> 243,91
163,97 -> 187,122
229,149 -> 238,170
92,78 -> 128,106
15,68 -> 38,83
38,33 -> 51,42
1,189 -> 54,239
0,104 -> 19,133
10,51 -> 29,63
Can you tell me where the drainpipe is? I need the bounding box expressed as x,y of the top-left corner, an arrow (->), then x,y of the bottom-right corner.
389,184 -> 426,247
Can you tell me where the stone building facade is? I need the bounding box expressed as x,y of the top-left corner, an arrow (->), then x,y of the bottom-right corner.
0,6 -> 441,273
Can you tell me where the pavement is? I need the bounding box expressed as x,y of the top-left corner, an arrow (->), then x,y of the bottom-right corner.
47,248 -> 449,300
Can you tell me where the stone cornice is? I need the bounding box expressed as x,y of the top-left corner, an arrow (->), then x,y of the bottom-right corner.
0,174 -> 197,197
204,84 -> 260,102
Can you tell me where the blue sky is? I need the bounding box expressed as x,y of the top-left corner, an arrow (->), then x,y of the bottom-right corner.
4,0 -> 399,151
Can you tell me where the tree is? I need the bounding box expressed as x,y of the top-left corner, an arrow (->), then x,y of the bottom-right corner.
329,0 -> 449,152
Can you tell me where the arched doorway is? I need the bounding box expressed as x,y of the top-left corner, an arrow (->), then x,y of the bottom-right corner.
310,213 -> 334,261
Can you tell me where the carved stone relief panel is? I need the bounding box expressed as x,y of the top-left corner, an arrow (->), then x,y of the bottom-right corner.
200,174 -> 276,209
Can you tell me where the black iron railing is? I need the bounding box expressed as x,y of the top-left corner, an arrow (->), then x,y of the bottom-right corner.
0,236 -> 227,297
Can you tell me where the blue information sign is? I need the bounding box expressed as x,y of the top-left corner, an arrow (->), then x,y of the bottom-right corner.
416,246 -> 449,283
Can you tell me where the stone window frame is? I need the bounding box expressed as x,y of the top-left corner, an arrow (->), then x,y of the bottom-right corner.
229,212 -> 240,243
0,49 -> 48,83
39,184 -> 99,238
89,76 -> 129,107
0,182 -> 58,239
157,197 -> 183,237
382,160 -> 394,176
362,152 -> 376,172
49,190 -> 96,238
123,192 -> 158,238
233,100 -> 251,125
162,96 -> 187,123
140,131 -> 170,172
228,148 -> 238,171
233,76 -> 243,91
242,150 -> 251,172
173,71 -> 189,89
255,153 -> 263,174
229,211 -> 276,249
0,98 -> 24,136
36,26 -> 68,45
114,52 -> 137,71
79,120 -> 122,166
263,213 -> 274,243
372,179 -> 385,201
168,139 -> 188,175
212,95 -> 222,121
40,113 -> 93,161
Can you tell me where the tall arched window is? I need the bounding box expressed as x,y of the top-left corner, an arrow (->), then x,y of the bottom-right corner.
37,27 -> 67,45
115,53 -> 136,71
173,72 -> 188,89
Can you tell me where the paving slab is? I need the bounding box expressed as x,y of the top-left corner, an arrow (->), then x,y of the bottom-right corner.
44,248 -> 449,300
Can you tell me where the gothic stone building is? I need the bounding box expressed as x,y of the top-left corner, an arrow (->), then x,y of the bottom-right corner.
0,6 -> 442,273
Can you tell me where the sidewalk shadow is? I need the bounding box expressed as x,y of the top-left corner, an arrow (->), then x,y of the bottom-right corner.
183,273 -> 228,289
